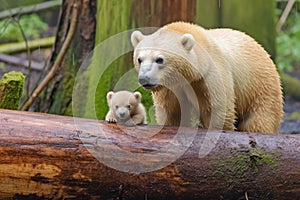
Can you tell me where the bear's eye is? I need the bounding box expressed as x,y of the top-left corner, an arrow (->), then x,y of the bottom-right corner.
126,105 -> 131,110
115,105 -> 119,109
137,58 -> 142,64
155,57 -> 164,64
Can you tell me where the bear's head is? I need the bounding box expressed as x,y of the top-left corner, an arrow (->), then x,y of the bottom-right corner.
131,29 -> 202,90
107,91 -> 141,122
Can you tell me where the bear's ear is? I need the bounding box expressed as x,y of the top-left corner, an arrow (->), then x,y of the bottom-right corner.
133,91 -> 141,101
130,91 -> 141,104
131,31 -> 144,48
106,91 -> 114,102
181,34 -> 195,51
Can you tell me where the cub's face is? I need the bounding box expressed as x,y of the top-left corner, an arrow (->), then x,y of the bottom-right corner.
107,91 -> 141,121
131,30 -> 195,89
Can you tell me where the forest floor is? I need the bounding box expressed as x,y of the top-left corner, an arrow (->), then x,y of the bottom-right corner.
281,95 -> 300,134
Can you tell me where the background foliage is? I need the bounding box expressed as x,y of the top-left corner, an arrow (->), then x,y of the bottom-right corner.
0,14 -> 48,42
276,6 -> 300,72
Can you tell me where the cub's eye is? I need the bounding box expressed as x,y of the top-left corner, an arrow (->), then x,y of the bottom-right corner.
137,58 -> 142,64
155,57 -> 164,64
115,105 -> 119,109
126,105 -> 131,110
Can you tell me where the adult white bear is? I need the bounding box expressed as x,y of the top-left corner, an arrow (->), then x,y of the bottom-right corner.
131,21 -> 283,133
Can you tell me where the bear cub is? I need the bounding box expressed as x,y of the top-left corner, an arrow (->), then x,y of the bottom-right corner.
105,90 -> 147,126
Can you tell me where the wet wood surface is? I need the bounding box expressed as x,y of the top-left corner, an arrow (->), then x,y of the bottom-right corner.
0,109 -> 299,199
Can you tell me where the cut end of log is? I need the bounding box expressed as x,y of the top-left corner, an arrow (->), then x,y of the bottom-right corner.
0,71 -> 25,109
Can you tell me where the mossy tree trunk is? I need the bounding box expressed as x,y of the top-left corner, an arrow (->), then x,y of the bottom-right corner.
34,0 -> 96,115
0,71 -> 25,109
221,0 -> 276,58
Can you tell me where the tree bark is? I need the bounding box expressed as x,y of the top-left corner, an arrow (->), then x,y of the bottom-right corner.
0,109 -> 299,199
35,0 -> 96,115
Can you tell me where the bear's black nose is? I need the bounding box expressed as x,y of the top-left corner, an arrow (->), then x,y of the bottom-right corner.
139,75 -> 157,89
138,75 -> 150,86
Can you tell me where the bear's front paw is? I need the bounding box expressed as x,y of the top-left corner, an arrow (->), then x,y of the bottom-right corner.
107,118 -> 117,123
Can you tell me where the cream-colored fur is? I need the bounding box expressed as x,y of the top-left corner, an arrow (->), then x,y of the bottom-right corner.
131,21 -> 283,133
105,90 -> 147,125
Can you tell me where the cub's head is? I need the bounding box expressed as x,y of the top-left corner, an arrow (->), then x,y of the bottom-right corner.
131,29 -> 198,90
107,91 -> 141,121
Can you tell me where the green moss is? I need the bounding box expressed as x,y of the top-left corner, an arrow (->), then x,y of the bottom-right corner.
0,71 -> 25,110
216,149 -> 277,182
249,149 -> 277,168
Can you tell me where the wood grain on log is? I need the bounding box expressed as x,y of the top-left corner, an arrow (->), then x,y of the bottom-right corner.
0,109 -> 299,199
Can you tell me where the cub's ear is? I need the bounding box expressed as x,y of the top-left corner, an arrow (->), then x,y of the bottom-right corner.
106,91 -> 114,102
131,31 -> 144,48
130,91 -> 141,104
133,91 -> 141,101
181,33 -> 195,51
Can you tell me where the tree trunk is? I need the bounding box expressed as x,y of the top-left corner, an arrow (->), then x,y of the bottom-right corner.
35,0 -> 96,115
0,109 -> 299,199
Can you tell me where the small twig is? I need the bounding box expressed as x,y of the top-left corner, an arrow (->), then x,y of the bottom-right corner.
21,2 -> 79,111
0,0 -> 62,20
245,192 -> 249,200
0,18 -> 12,38
276,0 -> 296,32
12,18 -> 32,99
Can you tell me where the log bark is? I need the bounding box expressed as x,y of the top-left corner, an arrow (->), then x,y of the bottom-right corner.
0,109 -> 299,199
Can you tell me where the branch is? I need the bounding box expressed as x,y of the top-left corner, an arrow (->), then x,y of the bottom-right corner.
276,0 -> 296,32
0,37 -> 55,54
0,0 -> 62,20
21,3 -> 79,111
12,17 -> 32,100
0,53 -> 43,71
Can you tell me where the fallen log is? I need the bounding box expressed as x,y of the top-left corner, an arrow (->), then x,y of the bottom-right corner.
0,109 -> 299,199
0,37 -> 55,54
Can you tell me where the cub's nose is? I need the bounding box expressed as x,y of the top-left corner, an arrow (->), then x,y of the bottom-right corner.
119,112 -> 125,117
